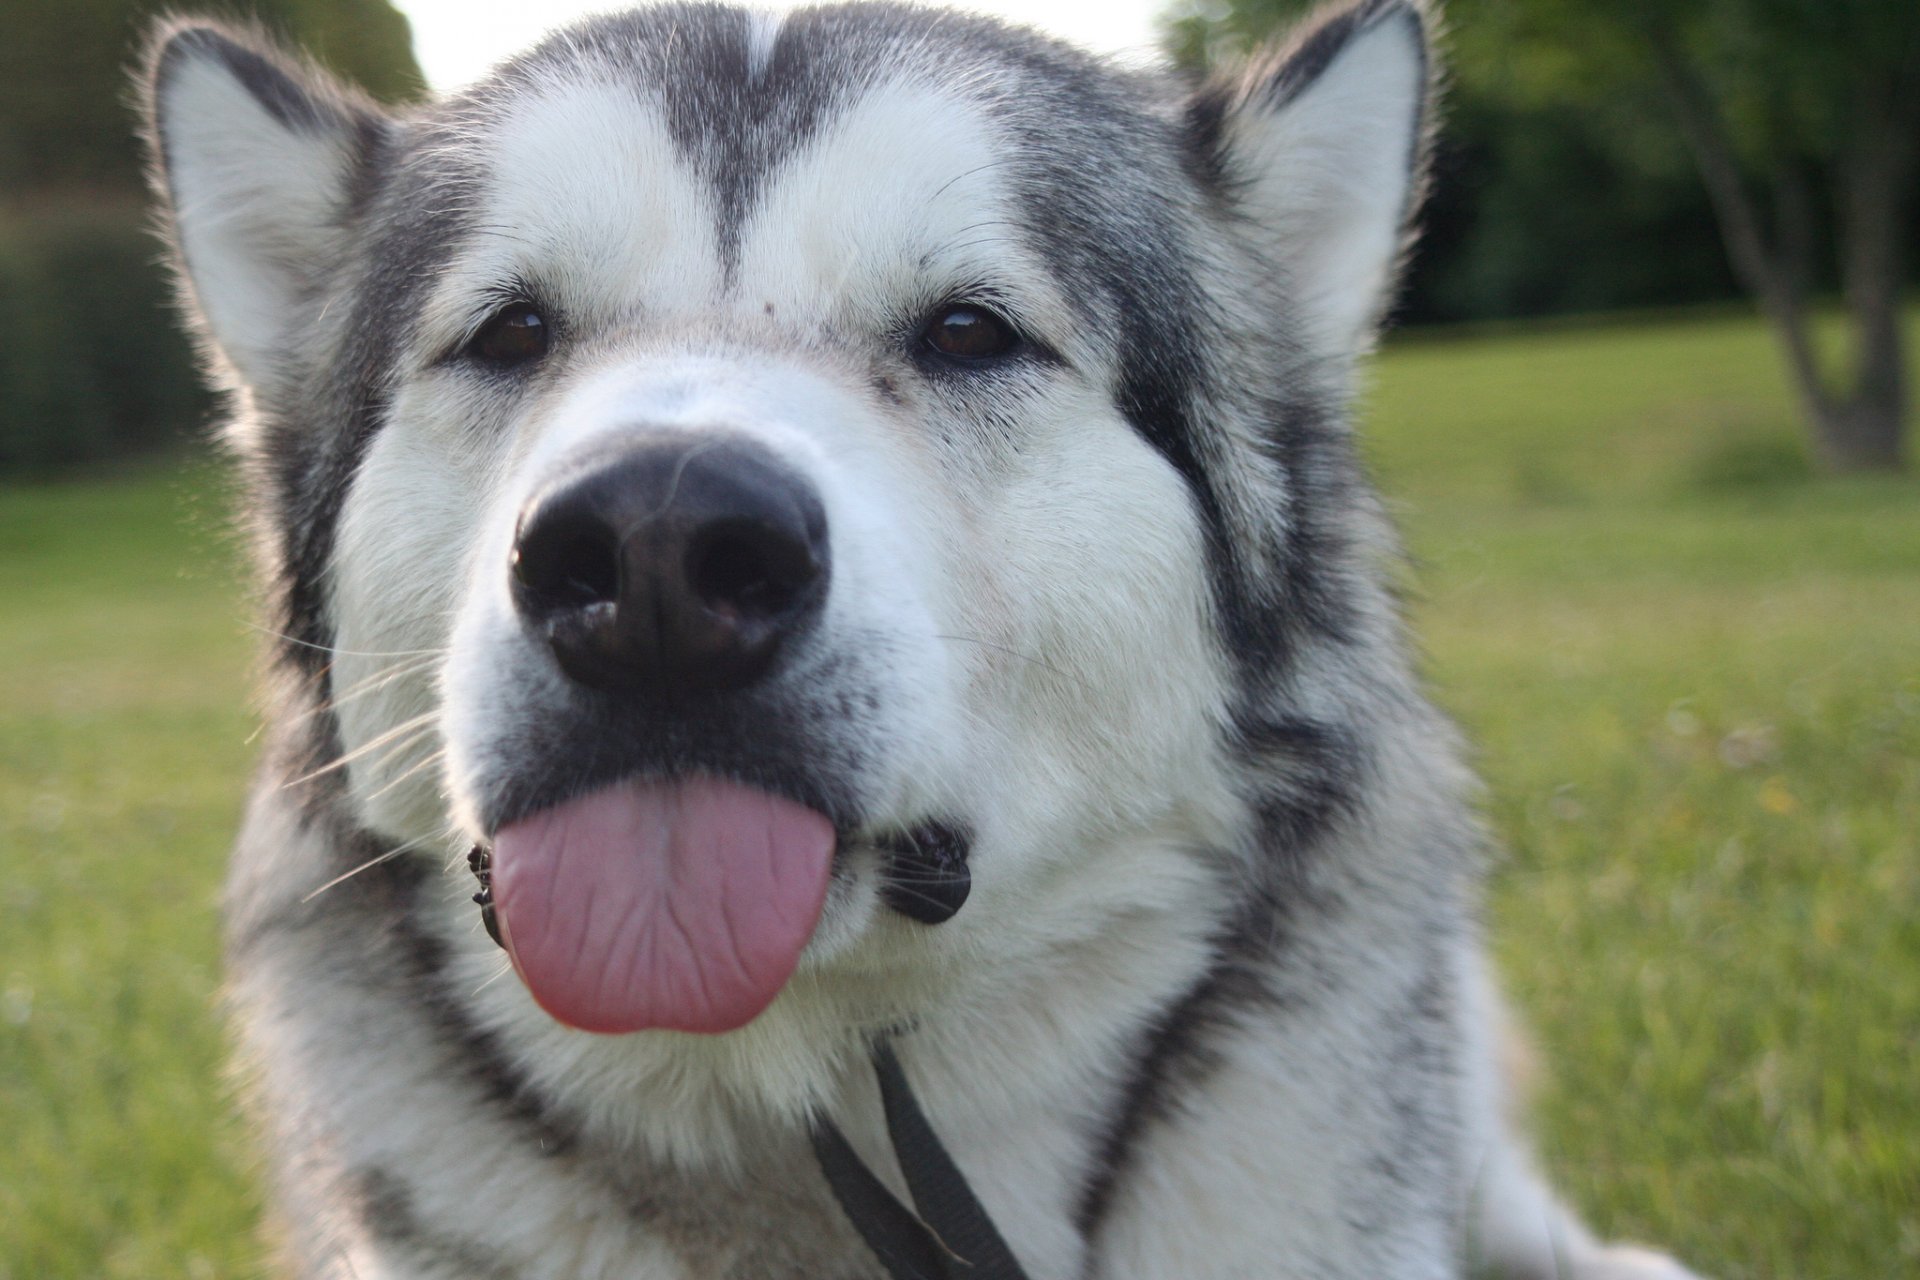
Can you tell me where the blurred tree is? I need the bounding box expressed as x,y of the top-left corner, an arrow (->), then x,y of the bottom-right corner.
1166,2 -> 1741,323
1630,0 -> 1916,471
0,0 -> 422,474
1166,0 -> 1919,472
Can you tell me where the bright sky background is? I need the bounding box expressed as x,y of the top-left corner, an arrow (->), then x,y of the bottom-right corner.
397,0 -> 1172,90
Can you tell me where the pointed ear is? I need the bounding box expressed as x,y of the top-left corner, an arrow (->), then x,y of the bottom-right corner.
1190,0 -> 1434,356
142,23 -> 390,390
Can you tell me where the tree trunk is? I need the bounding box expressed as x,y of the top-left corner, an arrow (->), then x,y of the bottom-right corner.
1645,42 -> 1846,463
1646,34 -> 1916,473
1827,79 -> 1914,472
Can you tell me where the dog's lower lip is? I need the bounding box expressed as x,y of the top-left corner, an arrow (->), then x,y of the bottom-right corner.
467,844 -> 504,949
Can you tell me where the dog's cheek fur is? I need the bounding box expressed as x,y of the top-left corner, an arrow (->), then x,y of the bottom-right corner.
943,384 -> 1243,894
328,375 -> 520,841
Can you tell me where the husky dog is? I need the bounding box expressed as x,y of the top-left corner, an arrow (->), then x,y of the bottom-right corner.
143,2 -> 1703,1276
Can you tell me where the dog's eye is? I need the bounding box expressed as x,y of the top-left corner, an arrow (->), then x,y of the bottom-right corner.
467,303 -> 550,367
919,304 -> 1020,362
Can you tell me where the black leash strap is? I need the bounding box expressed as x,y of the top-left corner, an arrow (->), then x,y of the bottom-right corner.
810,1041 -> 1033,1280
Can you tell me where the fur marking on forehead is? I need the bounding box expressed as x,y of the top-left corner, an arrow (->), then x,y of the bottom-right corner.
456,79 -> 720,325
460,2 -> 1135,281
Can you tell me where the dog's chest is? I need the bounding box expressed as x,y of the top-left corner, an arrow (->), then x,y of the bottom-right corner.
614,1142 -> 885,1280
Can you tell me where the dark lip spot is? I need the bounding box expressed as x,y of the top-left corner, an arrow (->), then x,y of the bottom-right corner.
874,821 -> 973,924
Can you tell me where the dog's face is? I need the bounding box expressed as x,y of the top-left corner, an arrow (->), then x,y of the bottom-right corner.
149,3 -> 1427,1037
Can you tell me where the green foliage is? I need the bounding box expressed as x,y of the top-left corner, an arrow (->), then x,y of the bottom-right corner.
1685,435 -> 1814,494
1466,0 -> 1920,168
1163,0 -> 1920,327
1412,95 -> 1735,322
1167,0 -> 1740,324
0,208 -> 211,475
0,0 -> 423,476
2,311 -> 1917,1275
1362,306 -> 1914,507
1172,0 -> 1920,166
1161,0 -> 1311,68
263,0 -> 425,103
0,0 -> 423,199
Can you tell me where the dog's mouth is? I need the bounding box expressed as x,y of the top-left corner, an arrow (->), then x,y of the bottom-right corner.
475,776 -> 975,1036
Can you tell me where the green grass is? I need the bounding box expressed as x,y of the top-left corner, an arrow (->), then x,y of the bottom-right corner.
1363,311 -> 1920,1277
3,308 -> 1916,1277
0,467 -> 261,1278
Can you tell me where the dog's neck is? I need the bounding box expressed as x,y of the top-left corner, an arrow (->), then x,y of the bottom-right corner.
417,815 -> 1230,1276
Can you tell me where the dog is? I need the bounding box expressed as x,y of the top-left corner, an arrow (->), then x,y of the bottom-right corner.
143,2 -> 1705,1276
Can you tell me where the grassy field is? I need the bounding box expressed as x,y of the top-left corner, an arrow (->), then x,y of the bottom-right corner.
2,308 -> 1916,1277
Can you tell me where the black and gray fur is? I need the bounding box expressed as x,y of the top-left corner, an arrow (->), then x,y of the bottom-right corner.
143,4 -> 1704,1277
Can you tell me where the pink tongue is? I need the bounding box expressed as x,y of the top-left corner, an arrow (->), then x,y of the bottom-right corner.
489,776 -> 835,1035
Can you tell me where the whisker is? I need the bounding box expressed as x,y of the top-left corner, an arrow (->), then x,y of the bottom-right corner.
930,632 -> 1070,680
943,236 -> 1021,256
832,623 -> 1086,692
946,219 -> 1018,237
285,713 -> 439,787
472,958 -> 518,996
362,748 -> 450,805
300,833 -> 438,903
326,728 -> 437,782
878,882 -> 964,913
877,869 -> 969,885
316,656 -> 442,716
926,158 -> 1016,205
242,620 -> 451,661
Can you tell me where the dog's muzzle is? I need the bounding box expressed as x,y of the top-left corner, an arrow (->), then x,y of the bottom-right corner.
468,432 -> 978,1033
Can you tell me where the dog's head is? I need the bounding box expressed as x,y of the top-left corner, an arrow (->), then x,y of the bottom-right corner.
146,2 -> 1432,1037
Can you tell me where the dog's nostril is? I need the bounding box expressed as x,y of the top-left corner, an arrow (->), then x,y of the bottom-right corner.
508,436 -> 830,695
513,514 -> 621,613
685,521 -> 819,619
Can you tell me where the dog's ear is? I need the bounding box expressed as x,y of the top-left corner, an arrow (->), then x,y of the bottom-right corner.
1188,0 -> 1434,356
142,23 -> 391,390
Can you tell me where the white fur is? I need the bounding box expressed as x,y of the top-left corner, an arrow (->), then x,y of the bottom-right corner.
745,8 -> 785,82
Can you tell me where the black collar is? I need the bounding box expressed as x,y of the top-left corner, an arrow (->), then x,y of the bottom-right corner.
811,1040 -> 1034,1280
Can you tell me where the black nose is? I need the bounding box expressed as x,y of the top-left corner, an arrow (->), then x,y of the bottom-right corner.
510,437 -> 829,695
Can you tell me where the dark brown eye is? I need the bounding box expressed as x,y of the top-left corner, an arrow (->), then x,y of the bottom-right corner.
468,302 -> 549,367
920,304 -> 1019,362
